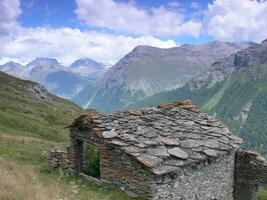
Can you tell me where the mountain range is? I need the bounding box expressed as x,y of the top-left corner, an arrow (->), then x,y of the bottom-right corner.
72,41 -> 249,112
128,39 -> 267,156
0,57 -> 107,99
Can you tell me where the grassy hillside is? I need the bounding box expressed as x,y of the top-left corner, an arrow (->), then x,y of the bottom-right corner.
0,71 -> 135,200
202,73 -> 267,156
0,71 -> 82,141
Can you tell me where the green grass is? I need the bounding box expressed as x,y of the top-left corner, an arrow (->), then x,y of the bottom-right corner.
0,71 -> 137,200
258,187 -> 267,200
202,74 -> 235,111
201,73 -> 267,156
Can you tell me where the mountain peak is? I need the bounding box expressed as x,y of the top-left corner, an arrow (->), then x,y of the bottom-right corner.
70,58 -> 103,68
131,45 -> 157,52
262,39 -> 267,44
126,45 -> 162,58
30,57 -> 59,65
210,40 -> 224,44
3,61 -> 23,66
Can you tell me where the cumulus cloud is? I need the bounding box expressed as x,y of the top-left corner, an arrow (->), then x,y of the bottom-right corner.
190,2 -> 200,9
0,27 -> 177,65
167,1 -> 182,8
0,0 -> 21,35
75,0 -> 202,37
0,0 -> 177,65
205,0 -> 267,42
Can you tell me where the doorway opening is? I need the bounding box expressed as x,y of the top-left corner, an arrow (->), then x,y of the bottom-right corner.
83,143 -> 100,178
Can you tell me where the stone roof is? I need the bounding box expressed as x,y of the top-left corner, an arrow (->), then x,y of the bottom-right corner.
70,100 -> 243,175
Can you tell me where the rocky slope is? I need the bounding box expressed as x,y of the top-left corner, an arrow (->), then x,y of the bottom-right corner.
73,41 -> 249,112
0,57 -> 106,99
0,71 -> 83,141
129,40 -> 267,156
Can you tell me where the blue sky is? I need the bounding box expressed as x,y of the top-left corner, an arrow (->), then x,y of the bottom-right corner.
18,0 -> 204,27
0,0 -> 267,65
18,0 -> 213,44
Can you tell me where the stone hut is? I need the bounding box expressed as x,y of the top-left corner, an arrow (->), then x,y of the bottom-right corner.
49,100 -> 267,200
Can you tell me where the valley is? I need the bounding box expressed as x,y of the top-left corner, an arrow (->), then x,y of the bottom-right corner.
0,58 -> 107,99
72,41 -> 249,112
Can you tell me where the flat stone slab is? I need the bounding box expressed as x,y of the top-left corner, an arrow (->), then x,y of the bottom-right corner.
180,139 -> 203,148
152,165 -> 179,175
146,146 -> 170,157
168,147 -> 189,159
102,129 -> 118,139
137,154 -> 163,168
203,149 -> 217,157
111,140 -> 127,146
160,137 -> 180,146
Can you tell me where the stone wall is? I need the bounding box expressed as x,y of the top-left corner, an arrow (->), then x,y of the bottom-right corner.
234,150 -> 267,200
48,135 -> 88,175
100,147 -> 154,198
150,152 -> 236,200
49,130 -> 154,198
48,148 -> 76,175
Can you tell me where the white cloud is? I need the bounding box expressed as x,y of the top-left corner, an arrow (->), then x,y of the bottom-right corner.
0,0 -> 21,35
205,0 -> 267,42
0,0 -> 177,66
3,0 -> 267,68
0,27 -> 177,65
75,0 -> 202,37
167,1 -> 182,8
190,2 -> 200,9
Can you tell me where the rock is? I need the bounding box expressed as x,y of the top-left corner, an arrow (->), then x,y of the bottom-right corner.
256,156 -> 265,163
164,159 -> 184,166
111,140 -> 127,146
123,146 -> 143,154
203,139 -> 220,149
119,134 -> 137,142
135,127 -> 144,135
186,133 -> 201,140
152,165 -> 179,175
142,138 -> 159,145
217,143 -> 232,151
137,154 -> 163,168
161,137 -> 180,146
168,147 -> 189,159
26,83 -> 50,100
203,149 -> 217,157
228,134 -> 243,144
190,152 -> 206,160
144,131 -> 157,138
102,129 -> 118,139
146,146 -> 170,157
180,139 -> 202,148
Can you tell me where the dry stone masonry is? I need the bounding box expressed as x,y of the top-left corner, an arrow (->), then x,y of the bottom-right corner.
49,100 -> 267,200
